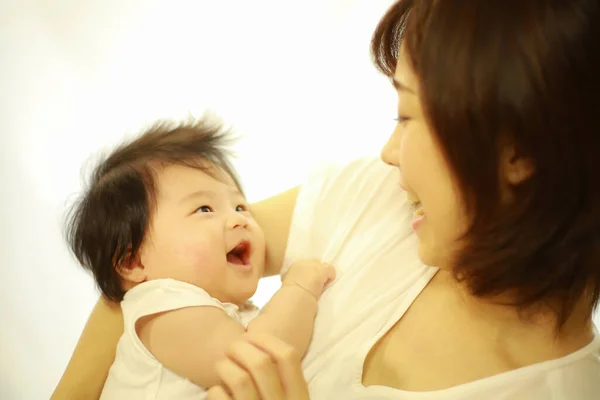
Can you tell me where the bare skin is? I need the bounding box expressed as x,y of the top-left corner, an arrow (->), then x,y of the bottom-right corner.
206,266 -> 594,397
362,270 -> 594,392
359,39 -> 595,392
50,186 -> 299,400
53,178 -> 595,399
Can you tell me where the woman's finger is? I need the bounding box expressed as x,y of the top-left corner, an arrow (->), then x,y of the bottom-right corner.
244,334 -> 309,399
215,357 -> 260,400
207,385 -> 232,400
225,339 -> 286,400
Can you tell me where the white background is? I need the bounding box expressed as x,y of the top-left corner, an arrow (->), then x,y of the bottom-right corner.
1,1 -> 598,399
1,1 -> 396,398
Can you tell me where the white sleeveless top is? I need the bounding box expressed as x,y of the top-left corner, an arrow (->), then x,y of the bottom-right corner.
283,157 -> 600,400
100,279 -> 258,400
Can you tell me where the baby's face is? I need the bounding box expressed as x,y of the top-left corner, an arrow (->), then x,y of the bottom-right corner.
138,164 -> 265,306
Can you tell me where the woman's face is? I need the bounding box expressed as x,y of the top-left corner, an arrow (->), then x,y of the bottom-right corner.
381,43 -> 468,268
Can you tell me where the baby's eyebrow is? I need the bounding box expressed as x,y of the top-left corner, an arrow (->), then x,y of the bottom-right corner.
180,188 -> 243,203
180,189 -> 215,203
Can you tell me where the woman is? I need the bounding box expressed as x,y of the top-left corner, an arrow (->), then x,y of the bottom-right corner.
53,0 -> 600,399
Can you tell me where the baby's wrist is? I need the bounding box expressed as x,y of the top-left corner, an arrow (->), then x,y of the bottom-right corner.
281,281 -> 320,302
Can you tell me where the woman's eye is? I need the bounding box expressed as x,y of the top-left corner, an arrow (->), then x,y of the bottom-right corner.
235,205 -> 247,212
394,116 -> 410,123
195,205 -> 213,213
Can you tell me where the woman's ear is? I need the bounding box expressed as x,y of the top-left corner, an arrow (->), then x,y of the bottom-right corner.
117,251 -> 147,285
501,144 -> 535,185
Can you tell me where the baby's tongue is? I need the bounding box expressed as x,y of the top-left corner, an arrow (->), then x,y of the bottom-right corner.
227,253 -> 243,264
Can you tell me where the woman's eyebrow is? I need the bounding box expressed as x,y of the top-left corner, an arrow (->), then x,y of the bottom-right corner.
393,77 -> 416,94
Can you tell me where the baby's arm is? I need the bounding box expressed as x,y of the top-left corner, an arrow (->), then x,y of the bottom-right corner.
246,259 -> 335,357
137,306 -> 245,387
140,260 -> 334,388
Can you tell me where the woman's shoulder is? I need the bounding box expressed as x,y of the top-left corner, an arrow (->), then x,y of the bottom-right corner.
462,334 -> 600,400
285,156 -> 415,269
295,157 -> 402,217
301,157 -> 394,192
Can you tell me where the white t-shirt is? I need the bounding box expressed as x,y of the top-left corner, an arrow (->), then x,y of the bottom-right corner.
100,279 -> 259,400
283,157 -> 600,400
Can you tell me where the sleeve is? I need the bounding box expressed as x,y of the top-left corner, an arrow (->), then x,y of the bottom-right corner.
282,157 -> 411,276
121,278 -> 243,334
111,279 -> 237,382
120,279 -> 242,362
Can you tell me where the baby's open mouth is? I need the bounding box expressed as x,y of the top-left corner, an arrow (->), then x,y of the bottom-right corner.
226,241 -> 251,265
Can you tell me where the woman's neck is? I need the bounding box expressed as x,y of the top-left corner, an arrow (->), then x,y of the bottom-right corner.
435,269 -> 595,365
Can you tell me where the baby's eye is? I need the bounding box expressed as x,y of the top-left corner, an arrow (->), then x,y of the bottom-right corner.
235,205 -> 247,212
195,205 -> 213,213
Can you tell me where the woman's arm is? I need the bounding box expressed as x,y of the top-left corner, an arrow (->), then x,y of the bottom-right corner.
249,186 -> 299,277
51,186 -> 300,399
50,296 -> 123,400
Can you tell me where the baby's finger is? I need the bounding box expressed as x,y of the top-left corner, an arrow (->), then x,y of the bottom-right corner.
324,264 -> 336,283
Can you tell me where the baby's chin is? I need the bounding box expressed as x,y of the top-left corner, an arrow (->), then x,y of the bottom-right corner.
232,281 -> 260,306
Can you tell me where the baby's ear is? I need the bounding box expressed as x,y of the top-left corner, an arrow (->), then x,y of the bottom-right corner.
117,251 -> 147,284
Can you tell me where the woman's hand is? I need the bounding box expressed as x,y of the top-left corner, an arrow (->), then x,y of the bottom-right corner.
207,333 -> 309,400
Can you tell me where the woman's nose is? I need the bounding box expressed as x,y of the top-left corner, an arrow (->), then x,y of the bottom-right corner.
381,129 -> 401,167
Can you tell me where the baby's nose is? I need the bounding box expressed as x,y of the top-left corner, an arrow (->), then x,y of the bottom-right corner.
227,211 -> 248,229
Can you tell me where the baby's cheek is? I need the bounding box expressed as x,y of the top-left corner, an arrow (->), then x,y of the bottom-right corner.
172,239 -> 217,267
249,220 -> 266,247
253,241 -> 265,262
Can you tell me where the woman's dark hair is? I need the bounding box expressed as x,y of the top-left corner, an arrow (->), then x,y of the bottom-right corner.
372,0 -> 600,329
65,119 -> 241,301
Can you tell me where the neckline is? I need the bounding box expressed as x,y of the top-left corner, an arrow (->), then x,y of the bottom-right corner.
354,270 -> 600,398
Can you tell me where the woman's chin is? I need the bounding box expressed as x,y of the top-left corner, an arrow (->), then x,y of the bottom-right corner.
418,247 -> 458,275
417,241 -> 445,268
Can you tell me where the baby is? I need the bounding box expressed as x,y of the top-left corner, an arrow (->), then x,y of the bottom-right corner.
65,119 -> 335,399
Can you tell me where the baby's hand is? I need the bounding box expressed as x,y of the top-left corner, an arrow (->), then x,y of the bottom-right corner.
282,259 -> 336,300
